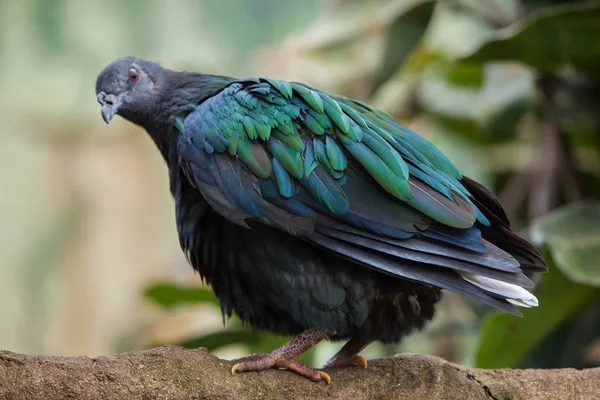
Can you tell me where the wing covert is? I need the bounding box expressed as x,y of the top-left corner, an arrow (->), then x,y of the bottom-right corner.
177,78 -> 483,229
175,78 -> 532,315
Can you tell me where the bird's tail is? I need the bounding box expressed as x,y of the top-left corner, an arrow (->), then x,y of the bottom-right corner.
460,176 -> 548,273
458,272 -> 539,308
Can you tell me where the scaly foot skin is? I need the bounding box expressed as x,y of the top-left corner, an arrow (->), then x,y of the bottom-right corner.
231,353 -> 331,384
229,329 -> 331,384
323,354 -> 368,369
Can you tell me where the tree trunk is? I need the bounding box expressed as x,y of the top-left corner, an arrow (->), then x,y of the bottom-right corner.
0,345 -> 597,399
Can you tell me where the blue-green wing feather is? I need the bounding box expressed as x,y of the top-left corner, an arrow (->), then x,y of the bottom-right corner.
178,78 -> 485,226
176,77 -> 529,313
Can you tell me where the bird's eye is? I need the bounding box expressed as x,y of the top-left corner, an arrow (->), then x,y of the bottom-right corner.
127,68 -> 140,83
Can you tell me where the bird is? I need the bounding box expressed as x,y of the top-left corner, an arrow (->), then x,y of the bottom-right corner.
95,56 -> 547,384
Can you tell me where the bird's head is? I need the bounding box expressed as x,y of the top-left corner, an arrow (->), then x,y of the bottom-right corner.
95,56 -> 167,125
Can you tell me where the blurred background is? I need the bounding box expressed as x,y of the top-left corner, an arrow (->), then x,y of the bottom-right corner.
1,0 -> 600,370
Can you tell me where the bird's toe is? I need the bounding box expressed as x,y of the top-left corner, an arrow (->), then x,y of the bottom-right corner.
323,354 -> 368,369
280,359 -> 331,384
230,354 -> 331,384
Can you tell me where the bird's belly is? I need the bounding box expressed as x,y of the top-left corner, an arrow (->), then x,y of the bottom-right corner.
184,211 -> 441,341
212,219 -> 374,336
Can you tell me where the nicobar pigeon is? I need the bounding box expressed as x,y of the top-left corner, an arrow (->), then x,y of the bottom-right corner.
96,57 -> 547,384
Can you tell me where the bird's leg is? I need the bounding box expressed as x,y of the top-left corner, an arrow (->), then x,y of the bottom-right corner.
231,329 -> 331,384
323,337 -> 371,368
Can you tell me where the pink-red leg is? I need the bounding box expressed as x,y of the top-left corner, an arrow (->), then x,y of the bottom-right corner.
323,337 -> 371,368
231,329 -> 331,384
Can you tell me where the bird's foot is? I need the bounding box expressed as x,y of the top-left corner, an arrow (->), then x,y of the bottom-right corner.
231,353 -> 331,384
323,354 -> 368,369
230,329 -> 331,384
323,337 -> 371,370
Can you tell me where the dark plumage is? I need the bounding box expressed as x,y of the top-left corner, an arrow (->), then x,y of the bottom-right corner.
96,57 -> 547,383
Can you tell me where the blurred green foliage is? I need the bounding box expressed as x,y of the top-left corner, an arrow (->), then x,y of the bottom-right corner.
134,0 -> 600,369
476,254 -> 599,368
373,0 -> 436,92
145,284 -> 220,309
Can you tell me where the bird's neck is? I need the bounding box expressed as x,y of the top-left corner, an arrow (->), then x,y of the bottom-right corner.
144,71 -> 236,161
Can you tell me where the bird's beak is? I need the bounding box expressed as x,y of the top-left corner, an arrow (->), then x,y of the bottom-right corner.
97,92 -> 123,124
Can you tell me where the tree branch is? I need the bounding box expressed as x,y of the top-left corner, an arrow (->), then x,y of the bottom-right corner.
0,346 -> 598,399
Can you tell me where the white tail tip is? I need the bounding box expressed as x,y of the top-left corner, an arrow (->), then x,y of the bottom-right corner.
459,273 -> 539,308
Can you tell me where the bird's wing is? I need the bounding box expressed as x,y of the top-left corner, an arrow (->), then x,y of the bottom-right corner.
176,78 -> 537,315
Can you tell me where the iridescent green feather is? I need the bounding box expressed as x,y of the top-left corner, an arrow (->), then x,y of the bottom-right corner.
302,141 -> 318,178
306,108 -> 331,130
242,116 -> 258,140
290,83 -> 324,113
255,122 -> 271,141
325,135 -> 347,171
338,102 -> 368,128
276,121 -> 299,137
181,77 -> 489,224
267,138 -> 304,179
304,113 -> 325,135
361,127 -> 409,180
313,139 -> 344,180
319,93 -> 350,133
272,128 -> 304,152
340,136 -> 411,201
236,139 -> 272,179
272,158 -> 295,198
265,78 -> 293,100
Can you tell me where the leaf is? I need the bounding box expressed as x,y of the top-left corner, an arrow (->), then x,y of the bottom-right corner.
475,254 -> 599,368
416,73 -> 481,121
477,202 -> 600,368
522,0 -> 592,13
531,202 -> 600,287
144,282 -> 220,308
461,1 -> 600,77
442,62 -> 484,88
552,82 -> 600,147
433,116 -> 490,144
372,0 -> 436,92
427,118 -> 491,185
479,96 -> 531,138
519,297 -> 600,368
177,329 -> 261,351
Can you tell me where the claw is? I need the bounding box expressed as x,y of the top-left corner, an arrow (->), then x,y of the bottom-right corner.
231,363 -> 240,376
320,371 -> 332,385
356,355 -> 368,368
324,354 -> 368,369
